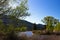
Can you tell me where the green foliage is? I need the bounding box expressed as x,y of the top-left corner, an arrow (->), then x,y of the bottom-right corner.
10,0 -> 30,18
20,26 -> 27,31
0,19 -> 3,24
0,0 -> 30,19
0,0 -> 9,5
0,0 -> 29,38
0,18 -> 27,35
18,23 -> 27,32
42,16 -> 59,32
54,23 -> 60,32
15,27 -> 21,32
42,16 -> 59,25
0,0 -> 11,14
15,26 -> 27,32
6,24 -> 15,33
0,20 -> 5,33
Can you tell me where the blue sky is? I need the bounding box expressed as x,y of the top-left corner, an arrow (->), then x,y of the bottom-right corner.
25,0 -> 60,24
10,0 -> 60,24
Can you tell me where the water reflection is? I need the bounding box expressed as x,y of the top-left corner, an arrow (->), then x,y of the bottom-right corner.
18,31 -> 33,37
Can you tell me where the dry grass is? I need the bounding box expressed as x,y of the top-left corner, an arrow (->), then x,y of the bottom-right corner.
18,34 -> 60,40
1,31 -> 60,40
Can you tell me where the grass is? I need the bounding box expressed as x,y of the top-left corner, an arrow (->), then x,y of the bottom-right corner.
1,30 -> 60,40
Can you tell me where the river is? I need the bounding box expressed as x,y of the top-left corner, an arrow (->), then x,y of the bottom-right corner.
17,31 -> 33,37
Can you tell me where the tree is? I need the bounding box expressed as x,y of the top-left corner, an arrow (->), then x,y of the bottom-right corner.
54,22 -> 60,32
0,0 -> 30,19
0,0 -> 30,31
0,0 -> 10,14
0,0 -> 17,14
9,0 -> 30,18
33,23 -> 37,30
0,0 -> 9,5
42,16 -> 59,32
0,19 -> 5,33
0,0 -> 29,32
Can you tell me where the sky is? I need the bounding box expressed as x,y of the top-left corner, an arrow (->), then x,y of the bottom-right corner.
9,0 -> 60,24
25,0 -> 60,24
9,0 -> 20,8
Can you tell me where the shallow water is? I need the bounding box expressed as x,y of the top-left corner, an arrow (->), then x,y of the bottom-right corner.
18,31 -> 33,37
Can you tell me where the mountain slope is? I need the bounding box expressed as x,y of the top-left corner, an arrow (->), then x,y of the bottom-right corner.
0,14 -> 45,31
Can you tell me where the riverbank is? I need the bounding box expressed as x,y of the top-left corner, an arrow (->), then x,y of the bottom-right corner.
17,31 -> 60,40
18,34 -> 60,40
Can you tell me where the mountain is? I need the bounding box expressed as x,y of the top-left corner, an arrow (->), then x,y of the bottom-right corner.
0,14 -> 45,31
36,24 -> 46,30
